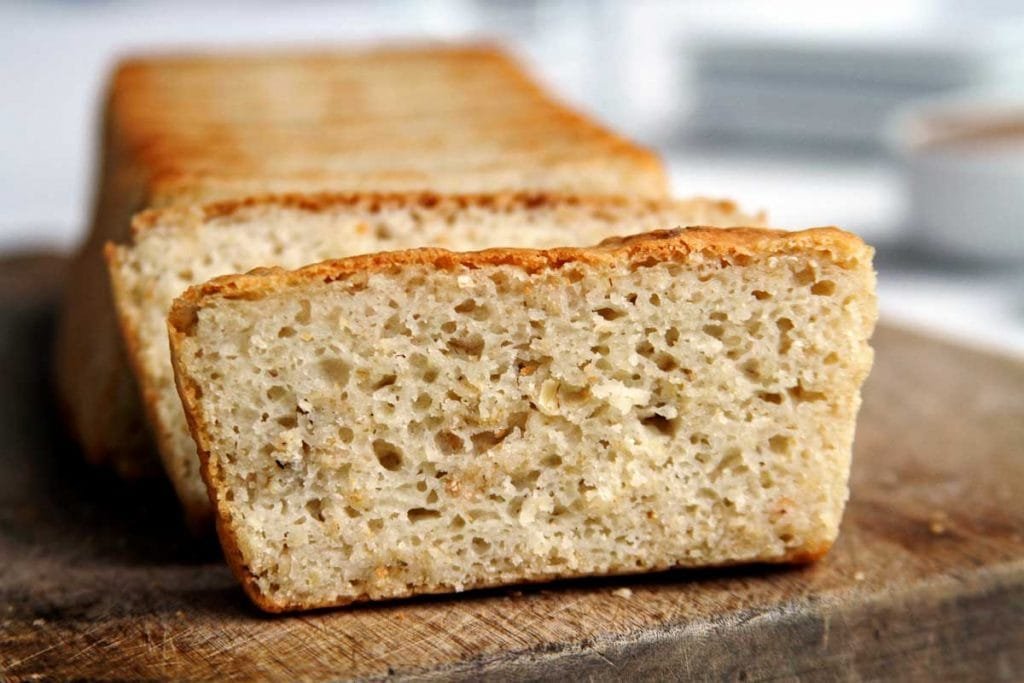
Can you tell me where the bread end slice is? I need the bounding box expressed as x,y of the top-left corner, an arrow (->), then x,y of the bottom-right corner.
170,227 -> 876,611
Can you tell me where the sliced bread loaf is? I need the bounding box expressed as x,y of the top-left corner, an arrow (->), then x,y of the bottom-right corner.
168,227 -> 876,612
54,44 -> 670,483
107,193 -> 763,526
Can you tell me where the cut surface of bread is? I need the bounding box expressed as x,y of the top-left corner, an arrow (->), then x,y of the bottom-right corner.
54,43 -> 670,491
168,227 -> 877,612
108,193 -> 764,525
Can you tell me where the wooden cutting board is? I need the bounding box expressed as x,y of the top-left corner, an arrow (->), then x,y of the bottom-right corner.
1,254 -> 1022,681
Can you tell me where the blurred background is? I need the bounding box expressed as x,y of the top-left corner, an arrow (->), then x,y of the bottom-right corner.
1,0 -> 1022,354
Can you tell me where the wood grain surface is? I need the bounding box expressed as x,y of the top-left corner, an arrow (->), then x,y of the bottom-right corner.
0,254 -> 1022,682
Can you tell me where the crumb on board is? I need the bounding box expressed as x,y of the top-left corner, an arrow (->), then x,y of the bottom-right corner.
853,571 -> 866,581
612,587 -> 633,599
929,510 -> 949,535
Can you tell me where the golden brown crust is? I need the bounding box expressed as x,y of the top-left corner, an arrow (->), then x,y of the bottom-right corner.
113,42 -> 515,73
130,190 -> 745,236
109,44 -> 562,155
107,43 -> 668,203
777,541 -> 834,565
121,99 -> 623,149
136,147 -> 668,207
128,121 -> 640,169
106,41 -> 666,209
108,43 -> 545,108
169,225 -> 869,336
143,152 -> 667,207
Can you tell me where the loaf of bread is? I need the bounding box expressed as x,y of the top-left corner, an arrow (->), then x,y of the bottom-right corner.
54,44 -> 670,484
168,227 -> 876,612
108,193 -> 763,526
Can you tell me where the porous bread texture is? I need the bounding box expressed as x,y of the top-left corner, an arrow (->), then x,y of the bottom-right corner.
107,193 -> 763,525
54,43 -> 670,489
168,227 -> 877,612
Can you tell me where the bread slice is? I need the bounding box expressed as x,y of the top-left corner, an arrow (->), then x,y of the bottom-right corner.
107,193 -> 763,526
54,44 -> 669,481
167,227 -> 876,612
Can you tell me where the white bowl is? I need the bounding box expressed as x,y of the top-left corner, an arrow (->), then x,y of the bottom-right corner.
888,94 -> 1024,261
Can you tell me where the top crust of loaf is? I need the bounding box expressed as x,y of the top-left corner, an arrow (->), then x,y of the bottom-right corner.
109,43 -> 546,116
138,136 -> 668,208
130,191 -> 751,236
113,42 -> 516,74
111,43 -> 541,101
169,226 -> 869,335
106,43 -> 668,205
